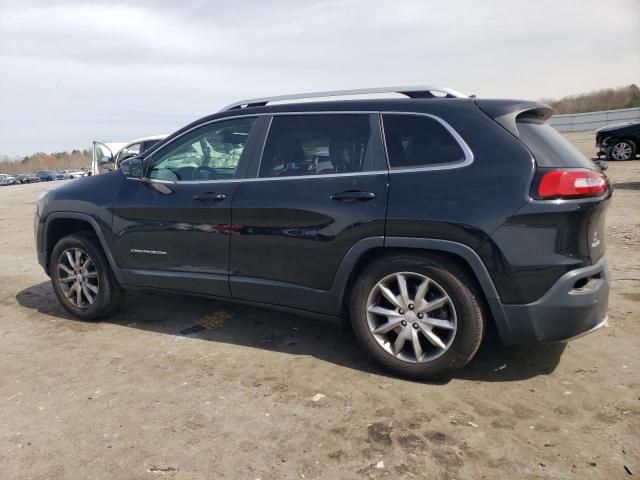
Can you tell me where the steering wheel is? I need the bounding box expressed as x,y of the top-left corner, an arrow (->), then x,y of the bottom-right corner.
192,166 -> 218,181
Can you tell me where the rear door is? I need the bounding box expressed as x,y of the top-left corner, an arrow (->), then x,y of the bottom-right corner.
229,112 -> 389,312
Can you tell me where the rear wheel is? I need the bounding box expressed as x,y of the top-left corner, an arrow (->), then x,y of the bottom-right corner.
349,254 -> 484,379
50,233 -> 125,320
608,139 -> 636,161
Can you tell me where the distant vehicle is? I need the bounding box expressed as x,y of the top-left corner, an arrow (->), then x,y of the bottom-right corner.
36,170 -> 64,181
92,135 -> 166,175
15,173 -> 39,184
596,121 -> 640,161
60,170 -> 86,180
0,174 -> 17,186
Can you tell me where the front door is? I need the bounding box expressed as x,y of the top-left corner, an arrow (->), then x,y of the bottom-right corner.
112,116 -> 261,297
229,113 -> 389,312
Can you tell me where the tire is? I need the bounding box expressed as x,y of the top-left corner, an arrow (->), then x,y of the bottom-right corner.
349,253 -> 484,380
608,139 -> 636,161
49,233 -> 125,321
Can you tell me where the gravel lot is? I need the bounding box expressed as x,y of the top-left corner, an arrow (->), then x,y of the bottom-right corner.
0,132 -> 638,479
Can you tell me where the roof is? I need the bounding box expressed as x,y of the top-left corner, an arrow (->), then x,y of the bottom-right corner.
595,120 -> 640,133
220,85 -> 468,112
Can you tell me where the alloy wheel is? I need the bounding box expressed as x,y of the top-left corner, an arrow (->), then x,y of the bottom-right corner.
611,142 -> 633,160
366,272 -> 457,363
57,248 -> 99,308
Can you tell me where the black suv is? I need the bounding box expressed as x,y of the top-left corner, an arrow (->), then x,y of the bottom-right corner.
35,86 -> 611,379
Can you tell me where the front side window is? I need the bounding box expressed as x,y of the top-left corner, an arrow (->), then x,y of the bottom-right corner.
382,114 -> 466,168
149,117 -> 256,181
259,114 -> 372,178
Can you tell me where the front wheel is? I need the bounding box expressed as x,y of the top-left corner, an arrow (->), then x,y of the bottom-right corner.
349,254 -> 485,379
49,233 -> 125,321
608,139 -> 636,161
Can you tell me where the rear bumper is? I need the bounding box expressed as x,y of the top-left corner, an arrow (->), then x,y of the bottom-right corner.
497,257 -> 610,344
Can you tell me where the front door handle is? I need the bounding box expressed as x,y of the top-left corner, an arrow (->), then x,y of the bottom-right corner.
193,192 -> 227,202
330,190 -> 376,202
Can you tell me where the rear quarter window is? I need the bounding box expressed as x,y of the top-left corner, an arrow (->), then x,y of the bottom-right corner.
382,114 -> 468,169
517,120 -> 594,169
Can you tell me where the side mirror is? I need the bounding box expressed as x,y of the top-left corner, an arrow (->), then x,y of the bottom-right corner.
120,157 -> 143,178
99,156 -> 113,165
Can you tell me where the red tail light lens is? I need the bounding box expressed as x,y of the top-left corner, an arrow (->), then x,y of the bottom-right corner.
538,169 -> 608,199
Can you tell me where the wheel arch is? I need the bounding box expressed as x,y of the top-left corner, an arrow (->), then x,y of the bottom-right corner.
336,237 -> 510,340
43,212 -> 124,283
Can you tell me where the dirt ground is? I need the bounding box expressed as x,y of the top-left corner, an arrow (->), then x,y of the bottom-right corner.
0,132 -> 638,479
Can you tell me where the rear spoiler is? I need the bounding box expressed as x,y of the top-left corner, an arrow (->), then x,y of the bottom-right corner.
474,99 -> 554,137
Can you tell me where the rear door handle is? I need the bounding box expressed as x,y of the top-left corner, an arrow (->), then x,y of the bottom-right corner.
330,190 -> 376,202
193,192 -> 227,202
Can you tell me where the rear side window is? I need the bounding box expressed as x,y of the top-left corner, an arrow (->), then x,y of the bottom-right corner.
382,114 -> 467,168
259,114 -> 372,178
517,120 -> 594,168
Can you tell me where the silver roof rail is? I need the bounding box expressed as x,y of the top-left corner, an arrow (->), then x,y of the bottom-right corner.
219,85 -> 468,112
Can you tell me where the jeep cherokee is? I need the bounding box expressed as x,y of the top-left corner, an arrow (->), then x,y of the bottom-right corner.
35,86 -> 611,379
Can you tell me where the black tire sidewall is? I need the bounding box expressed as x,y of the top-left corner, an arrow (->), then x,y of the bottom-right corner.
49,233 -> 119,321
350,254 -> 484,379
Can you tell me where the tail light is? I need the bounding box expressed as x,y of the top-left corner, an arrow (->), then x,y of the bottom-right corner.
538,169 -> 608,199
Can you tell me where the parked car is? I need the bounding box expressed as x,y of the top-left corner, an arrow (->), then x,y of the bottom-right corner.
35,86 -> 611,379
92,135 -> 166,175
596,120 -> 640,160
15,173 -> 38,184
0,174 -> 17,186
36,170 -> 65,181
60,170 -> 86,180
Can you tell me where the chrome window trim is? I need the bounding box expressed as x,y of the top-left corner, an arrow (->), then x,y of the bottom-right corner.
127,170 -> 389,185
381,112 -> 474,173
245,170 -> 389,182
136,110 -> 474,186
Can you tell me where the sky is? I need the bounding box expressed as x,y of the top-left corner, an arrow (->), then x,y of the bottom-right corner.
0,0 -> 638,156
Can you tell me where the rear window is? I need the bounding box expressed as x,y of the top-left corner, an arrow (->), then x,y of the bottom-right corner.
517,120 -> 594,169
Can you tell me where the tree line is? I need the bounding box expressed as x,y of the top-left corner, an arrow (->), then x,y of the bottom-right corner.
0,149 -> 92,175
542,84 -> 640,115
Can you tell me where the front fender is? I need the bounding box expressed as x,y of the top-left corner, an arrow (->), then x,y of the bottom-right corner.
39,211 -> 124,284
